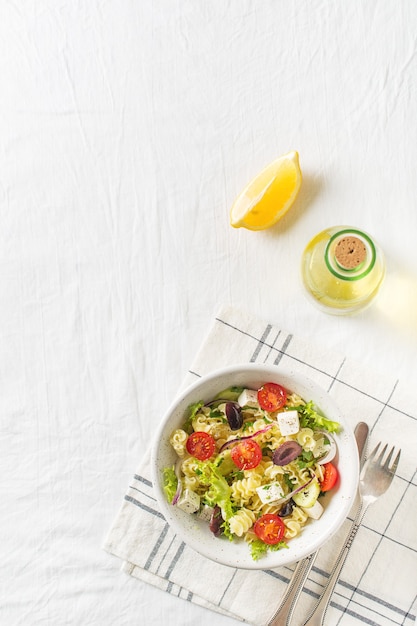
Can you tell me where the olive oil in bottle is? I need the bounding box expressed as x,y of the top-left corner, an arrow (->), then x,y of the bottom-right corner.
301,226 -> 385,314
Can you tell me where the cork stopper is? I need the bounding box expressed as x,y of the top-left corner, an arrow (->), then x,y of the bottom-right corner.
334,236 -> 367,270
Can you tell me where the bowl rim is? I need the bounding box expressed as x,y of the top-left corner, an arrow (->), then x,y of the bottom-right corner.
151,362 -> 359,570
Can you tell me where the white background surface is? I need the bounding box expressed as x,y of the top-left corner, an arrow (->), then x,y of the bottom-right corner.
1,2 -> 416,625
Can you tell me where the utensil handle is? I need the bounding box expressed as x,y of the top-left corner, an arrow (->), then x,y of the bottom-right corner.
354,422 -> 369,467
301,504 -> 367,626
268,553 -> 317,626
268,422 -> 368,626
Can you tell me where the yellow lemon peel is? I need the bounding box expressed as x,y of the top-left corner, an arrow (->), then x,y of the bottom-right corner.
230,151 -> 302,230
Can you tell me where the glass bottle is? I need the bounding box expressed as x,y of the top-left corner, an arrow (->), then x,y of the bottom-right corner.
301,226 -> 385,315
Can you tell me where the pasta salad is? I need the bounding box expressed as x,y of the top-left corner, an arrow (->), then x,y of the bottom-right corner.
162,382 -> 341,561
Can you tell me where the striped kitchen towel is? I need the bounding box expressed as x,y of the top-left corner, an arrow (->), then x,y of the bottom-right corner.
104,305 -> 417,626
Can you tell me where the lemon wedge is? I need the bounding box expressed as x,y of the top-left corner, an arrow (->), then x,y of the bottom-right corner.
230,151 -> 302,230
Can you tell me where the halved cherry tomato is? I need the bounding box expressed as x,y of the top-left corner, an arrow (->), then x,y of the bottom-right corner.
230,439 -> 262,470
186,431 -> 216,460
320,462 -> 339,491
257,382 -> 287,412
254,513 -> 285,545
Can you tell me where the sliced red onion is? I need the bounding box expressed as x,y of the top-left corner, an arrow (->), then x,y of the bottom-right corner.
315,431 -> 337,464
171,458 -> 183,505
206,398 -> 240,408
219,423 -> 275,453
274,474 -> 316,506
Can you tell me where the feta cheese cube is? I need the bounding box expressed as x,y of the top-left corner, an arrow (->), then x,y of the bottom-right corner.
277,410 -> 300,436
256,482 -> 284,504
197,504 -> 214,523
238,388 -> 259,408
176,489 -> 200,514
301,499 -> 323,519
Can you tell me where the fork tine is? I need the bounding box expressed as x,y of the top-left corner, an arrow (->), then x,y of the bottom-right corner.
368,442 -> 381,462
390,449 -> 401,474
360,442 -> 381,480
377,443 -> 388,465
383,446 -> 395,470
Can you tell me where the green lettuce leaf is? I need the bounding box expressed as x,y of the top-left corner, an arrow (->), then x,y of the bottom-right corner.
250,539 -> 268,561
294,401 -> 341,433
183,401 -> 204,434
250,539 -> 289,561
196,459 -> 234,521
162,466 -> 178,503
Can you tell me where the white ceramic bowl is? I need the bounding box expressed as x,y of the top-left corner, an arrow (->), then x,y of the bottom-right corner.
151,363 -> 359,570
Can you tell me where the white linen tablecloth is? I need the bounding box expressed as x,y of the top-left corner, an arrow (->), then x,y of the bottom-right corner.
2,2 -> 417,625
105,305 -> 417,626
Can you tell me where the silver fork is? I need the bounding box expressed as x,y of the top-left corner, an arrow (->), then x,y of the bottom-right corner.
301,442 -> 401,626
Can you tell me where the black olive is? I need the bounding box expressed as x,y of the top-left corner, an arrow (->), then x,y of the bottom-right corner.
209,505 -> 222,536
225,402 -> 243,431
272,441 -> 302,466
278,499 -> 295,517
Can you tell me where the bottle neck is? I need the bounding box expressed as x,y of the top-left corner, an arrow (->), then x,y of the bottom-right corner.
325,229 -> 376,281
